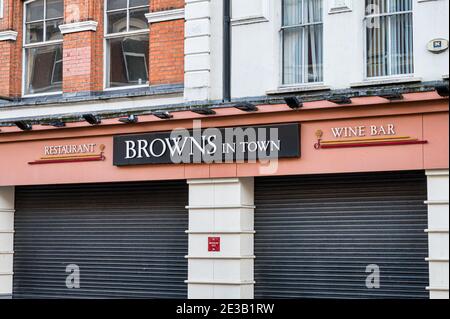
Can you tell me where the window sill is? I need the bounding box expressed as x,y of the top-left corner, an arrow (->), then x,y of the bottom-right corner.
104,84 -> 150,92
350,77 -> 422,88
267,84 -> 330,95
22,91 -> 63,99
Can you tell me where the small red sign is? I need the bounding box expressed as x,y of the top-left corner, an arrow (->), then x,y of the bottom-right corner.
208,237 -> 221,252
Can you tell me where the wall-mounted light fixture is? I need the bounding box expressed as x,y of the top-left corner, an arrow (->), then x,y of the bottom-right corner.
153,111 -> 173,119
435,84 -> 449,97
378,91 -> 404,101
284,96 -> 303,109
15,121 -> 32,131
119,114 -> 139,124
328,96 -> 352,105
234,102 -> 258,112
191,108 -> 216,115
82,114 -> 101,125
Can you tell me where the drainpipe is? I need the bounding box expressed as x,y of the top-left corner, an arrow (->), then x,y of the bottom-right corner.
223,0 -> 231,102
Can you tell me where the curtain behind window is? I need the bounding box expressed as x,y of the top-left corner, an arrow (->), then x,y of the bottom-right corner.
283,0 -> 323,85
366,0 -> 413,78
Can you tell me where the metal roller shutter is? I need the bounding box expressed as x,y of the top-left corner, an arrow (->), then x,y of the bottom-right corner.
13,181 -> 188,299
255,171 -> 429,299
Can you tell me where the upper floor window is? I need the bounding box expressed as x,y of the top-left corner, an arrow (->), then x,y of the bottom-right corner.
23,0 -> 64,96
282,0 -> 323,85
105,0 -> 150,89
365,0 -> 414,78
0,0 -> 4,19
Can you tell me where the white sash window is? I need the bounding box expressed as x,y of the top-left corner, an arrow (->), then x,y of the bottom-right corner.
365,0 -> 414,78
23,0 -> 64,96
105,0 -> 149,89
282,0 -> 323,85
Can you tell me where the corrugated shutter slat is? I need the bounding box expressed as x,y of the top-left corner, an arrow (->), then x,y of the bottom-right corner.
13,181 -> 188,299
255,171 -> 429,299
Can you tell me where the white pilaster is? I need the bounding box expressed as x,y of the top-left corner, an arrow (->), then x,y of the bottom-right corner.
426,170 -> 449,299
186,178 -> 255,299
0,187 -> 14,299
184,0 -> 211,102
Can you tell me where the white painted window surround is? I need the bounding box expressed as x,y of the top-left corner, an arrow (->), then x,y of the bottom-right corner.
0,0 -> 4,19
0,30 -> 18,41
145,8 -> 185,23
328,0 -> 352,14
231,0 -> 270,26
59,21 -> 98,34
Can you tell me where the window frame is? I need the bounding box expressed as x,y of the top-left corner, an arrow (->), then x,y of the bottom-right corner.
104,0 -> 150,91
280,0 -> 324,86
22,0 -> 64,97
0,0 -> 4,19
363,0 -> 414,80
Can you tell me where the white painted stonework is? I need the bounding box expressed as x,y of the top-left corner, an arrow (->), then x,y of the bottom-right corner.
145,8 -> 185,24
59,21 -> 98,35
328,0 -> 352,14
231,0 -> 269,26
186,178 -> 255,299
0,30 -> 18,42
0,187 -> 14,299
184,0 -> 212,101
222,0 -> 449,99
426,170 -> 449,299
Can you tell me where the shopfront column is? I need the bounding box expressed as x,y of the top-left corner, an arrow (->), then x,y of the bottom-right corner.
426,170 -> 449,299
0,187 -> 14,299
186,178 -> 255,299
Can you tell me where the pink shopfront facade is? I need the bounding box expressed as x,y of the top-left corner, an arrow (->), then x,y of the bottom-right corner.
0,91 -> 448,299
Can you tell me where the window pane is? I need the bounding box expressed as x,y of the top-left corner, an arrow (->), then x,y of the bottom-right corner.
305,0 -> 322,23
282,0 -> 323,84
365,6 -> 413,77
25,44 -> 63,95
129,7 -> 148,31
389,13 -> 414,75
365,0 -> 412,14
283,0 -> 303,26
107,0 -> 127,10
26,22 -> 44,44
26,0 -> 44,22
46,0 -> 64,19
283,28 -> 304,84
130,0 -> 149,7
46,18 -> 63,41
107,36 -> 149,88
305,24 -> 323,82
107,10 -> 128,33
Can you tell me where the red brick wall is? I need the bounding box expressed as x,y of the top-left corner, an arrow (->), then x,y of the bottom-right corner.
151,0 -> 184,12
0,0 -> 184,97
149,0 -> 185,85
62,0 -> 104,93
0,0 -> 23,98
149,19 -> 184,86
